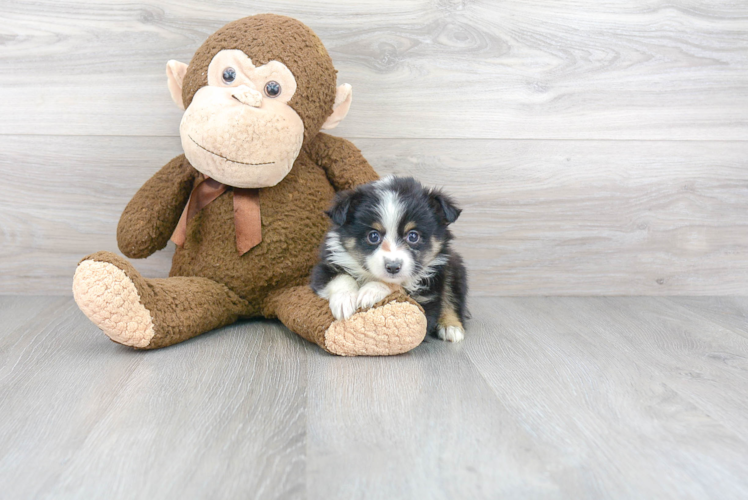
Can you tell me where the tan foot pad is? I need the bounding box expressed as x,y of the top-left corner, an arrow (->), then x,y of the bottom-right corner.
324,300 -> 427,356
73,260 -> 155,348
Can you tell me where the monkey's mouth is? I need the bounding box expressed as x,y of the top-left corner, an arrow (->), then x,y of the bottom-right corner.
189,135 -> 275,166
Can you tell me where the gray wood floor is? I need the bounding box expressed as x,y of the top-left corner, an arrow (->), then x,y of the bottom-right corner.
1,296 -> 747,499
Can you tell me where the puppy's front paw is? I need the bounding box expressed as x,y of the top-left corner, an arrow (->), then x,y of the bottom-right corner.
329,291 -> 359,320
356,281 -> 393,310
436,325 -> 465,343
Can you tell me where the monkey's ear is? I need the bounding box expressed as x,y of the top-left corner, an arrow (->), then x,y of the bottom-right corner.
166,60 -> 189,110
321,84 -> 353,130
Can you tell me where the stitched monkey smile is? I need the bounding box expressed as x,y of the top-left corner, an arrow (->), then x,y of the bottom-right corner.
189,135 -> 275,166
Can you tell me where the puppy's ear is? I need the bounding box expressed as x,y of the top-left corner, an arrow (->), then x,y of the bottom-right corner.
429,190 -> 462,225
326,190 -> 357,226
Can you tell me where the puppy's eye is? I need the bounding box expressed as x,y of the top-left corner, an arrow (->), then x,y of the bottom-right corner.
222,67 -> 237,84
367,231 -> 381,245
264,81 -> 281,98
407,230 -> 420,244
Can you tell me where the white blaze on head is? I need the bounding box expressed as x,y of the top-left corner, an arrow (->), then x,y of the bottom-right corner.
378,190 -> 401,242
365,188 -> 415,283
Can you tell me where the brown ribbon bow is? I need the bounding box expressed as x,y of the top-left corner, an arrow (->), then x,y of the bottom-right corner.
171,176 -> 262,255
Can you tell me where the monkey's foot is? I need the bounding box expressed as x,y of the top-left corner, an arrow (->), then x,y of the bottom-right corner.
323,293 -> 427,356
73,252 -> 155,348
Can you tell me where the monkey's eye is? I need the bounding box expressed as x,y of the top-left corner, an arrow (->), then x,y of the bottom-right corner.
264,81 -> 281,98
406,230 -> 420,244
367,231 -> 381,245
222,67 -> 236,84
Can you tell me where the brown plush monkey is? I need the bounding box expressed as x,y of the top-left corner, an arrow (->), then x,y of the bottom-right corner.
72,14 -> 427,355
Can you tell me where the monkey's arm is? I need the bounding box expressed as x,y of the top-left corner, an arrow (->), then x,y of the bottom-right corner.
306,133 -> 379,191
117,155 -> 198,259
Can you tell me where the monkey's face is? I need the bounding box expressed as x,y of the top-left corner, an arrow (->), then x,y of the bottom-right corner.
166,15 -> 354,188
176,50 -> 304,188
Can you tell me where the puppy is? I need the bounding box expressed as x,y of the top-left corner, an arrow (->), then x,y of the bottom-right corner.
311,176 -> 468,342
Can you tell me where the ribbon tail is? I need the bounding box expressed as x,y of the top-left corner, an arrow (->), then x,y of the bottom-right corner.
171,176 -> 227,247
233,188 -> 262,255
171,193 -> 193,247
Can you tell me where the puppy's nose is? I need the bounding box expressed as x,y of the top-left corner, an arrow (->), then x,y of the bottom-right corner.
231,85 -> 262,107
385,259 -> 402,275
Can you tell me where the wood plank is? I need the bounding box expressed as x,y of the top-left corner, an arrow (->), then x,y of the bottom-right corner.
0,0 -> 746,139
499,296 -> 748,440
305,337 -> 573,499
0,295 -> 63,337
2,135 -> 747,295
574,296 -> 748,440
465,297 -> 748,499
0,299 -> 311,499
665,296 -> 748,340
360,138 -> 748,295
0,135 -> 181,294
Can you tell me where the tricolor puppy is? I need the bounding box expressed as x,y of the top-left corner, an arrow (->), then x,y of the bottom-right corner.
311,176 -> 468,342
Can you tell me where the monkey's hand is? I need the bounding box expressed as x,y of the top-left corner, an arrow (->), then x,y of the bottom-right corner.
305,132 -> 379,191
117,155 -> 198,259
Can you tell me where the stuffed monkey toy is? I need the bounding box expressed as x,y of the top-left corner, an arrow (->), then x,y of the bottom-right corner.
72,14 -> 427,355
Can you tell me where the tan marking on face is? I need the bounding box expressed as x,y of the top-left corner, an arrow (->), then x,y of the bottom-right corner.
421,237 -> 443,262
381,240 -> 391,252
344,245 -> 365,266
372,222 -> 384,232
404,221 -> 417,232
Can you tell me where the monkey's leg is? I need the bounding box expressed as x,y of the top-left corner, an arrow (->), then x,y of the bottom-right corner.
73,251 -> 249,349
264,285 -> 427,356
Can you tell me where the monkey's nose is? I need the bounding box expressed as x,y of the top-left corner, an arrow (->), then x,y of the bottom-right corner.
231,85 -> 262,107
